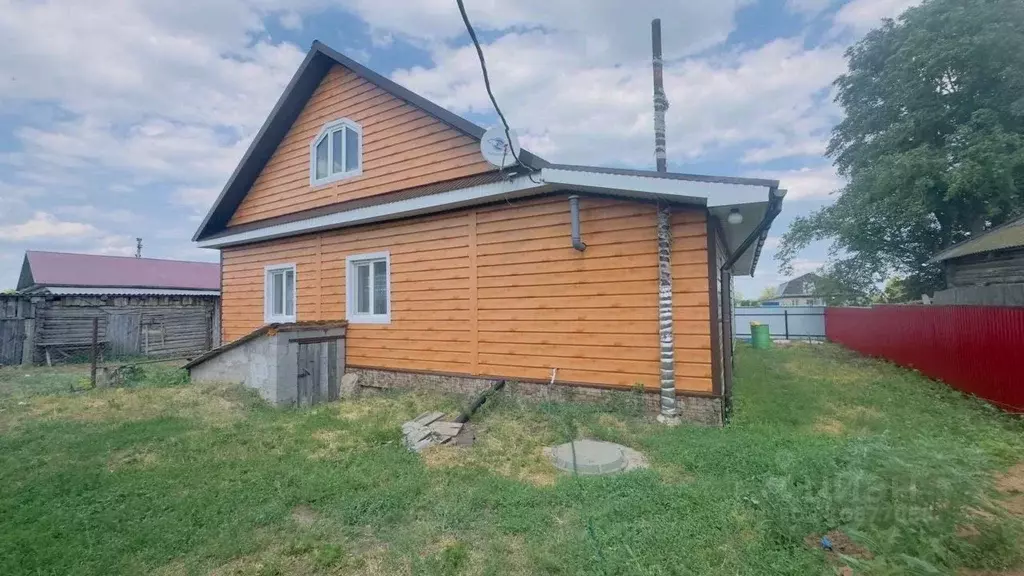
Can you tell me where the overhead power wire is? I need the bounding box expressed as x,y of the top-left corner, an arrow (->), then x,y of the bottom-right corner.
454,0 -> 542,183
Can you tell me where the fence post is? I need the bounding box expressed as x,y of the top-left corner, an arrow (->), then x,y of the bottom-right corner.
90,317 -> 98,389
20,299 -> 36,366
784,309 -> 789,340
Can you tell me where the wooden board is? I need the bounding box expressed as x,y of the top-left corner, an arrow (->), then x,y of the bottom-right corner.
229,65 -> 495,226
221,195 -> 714,392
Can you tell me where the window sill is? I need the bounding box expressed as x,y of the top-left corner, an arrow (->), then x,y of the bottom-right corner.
265,315 -> 297,324
346,314 -> 390,325
310,168 -> 363,188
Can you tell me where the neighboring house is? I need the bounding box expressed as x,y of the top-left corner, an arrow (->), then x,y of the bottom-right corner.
761,273 -> 826,307
930,216 -> 1024,306
189,41 -> 787,424
3,251 -> 220,365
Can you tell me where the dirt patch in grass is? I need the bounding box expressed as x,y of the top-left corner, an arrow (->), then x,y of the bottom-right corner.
308,429 -> 361,460
993,463 -> 1024,518
418,406 -> 560,486
805,530 -> 874,560
995,464 -> 1024,496
813,416 -> 845,435
107,448 -> 159,472
291,504 -> 319,527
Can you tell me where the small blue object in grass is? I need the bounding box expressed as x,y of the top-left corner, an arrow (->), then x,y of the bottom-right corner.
820,536 -> 833,551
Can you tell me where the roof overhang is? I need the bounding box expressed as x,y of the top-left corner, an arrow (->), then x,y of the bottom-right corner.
197,166 -> 783,276
41,287 -> 220,297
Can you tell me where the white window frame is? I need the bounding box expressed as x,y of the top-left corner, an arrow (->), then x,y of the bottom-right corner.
264,263 -> 297,323
310,118 -> 363,186
345,251 -> 391,324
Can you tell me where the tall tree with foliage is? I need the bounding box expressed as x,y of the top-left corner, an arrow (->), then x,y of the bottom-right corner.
778,0 -> 1024,298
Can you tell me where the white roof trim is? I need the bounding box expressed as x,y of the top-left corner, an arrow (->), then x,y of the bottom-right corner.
198,167 -> 778,249
45,287 -> 220,296
198,175 -> 551,248
541,168 -> 774,207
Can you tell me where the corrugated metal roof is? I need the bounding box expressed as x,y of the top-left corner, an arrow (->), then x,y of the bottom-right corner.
44,287 -> 220,297
545,163 -> 780,188
931,216 -> 1024,263
19,251 -> 220,291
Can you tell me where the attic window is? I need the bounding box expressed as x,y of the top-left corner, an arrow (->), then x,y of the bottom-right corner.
311,119 -> 362,185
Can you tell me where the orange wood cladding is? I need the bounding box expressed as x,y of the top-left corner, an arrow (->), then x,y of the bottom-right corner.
221,195 -> 713,393
229,64 -> 495,226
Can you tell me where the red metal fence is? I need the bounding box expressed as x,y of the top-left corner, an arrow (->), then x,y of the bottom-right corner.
825,306 -> 1024,412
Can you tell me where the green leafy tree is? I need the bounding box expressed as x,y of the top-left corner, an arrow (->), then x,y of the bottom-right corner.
757,286 -> 778,301
874,277 -> 915,304
779,0 -> 1024,297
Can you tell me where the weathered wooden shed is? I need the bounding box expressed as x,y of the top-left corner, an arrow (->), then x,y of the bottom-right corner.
931,216 -> 1024,306
1,251 -> 221,365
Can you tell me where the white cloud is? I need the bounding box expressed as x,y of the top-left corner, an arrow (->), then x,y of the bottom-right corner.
790,258 -> 825,275
751,165 -> 845,200
0,212 -> 99,241
279,10 -> 304,30
54,206 -> 136,224
393,36 -> 846,167
336,0 -> 747,61
832,0 -> 922,34
175,186 -> 223,221
786,0 -> 835,17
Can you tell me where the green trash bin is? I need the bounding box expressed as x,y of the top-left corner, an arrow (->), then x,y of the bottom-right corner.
750,322 -> 772,349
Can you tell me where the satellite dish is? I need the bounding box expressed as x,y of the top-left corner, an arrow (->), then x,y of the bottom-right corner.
480,126 -> 521,169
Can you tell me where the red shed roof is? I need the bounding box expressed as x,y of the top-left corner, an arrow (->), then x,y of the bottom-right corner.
18,251 -> 220,292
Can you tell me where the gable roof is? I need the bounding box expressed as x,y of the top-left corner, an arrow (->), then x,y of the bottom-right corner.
773,272 -> 821,298
192,41 -> 547,242
930,215 -> 1024,263
17,251 -> 220,293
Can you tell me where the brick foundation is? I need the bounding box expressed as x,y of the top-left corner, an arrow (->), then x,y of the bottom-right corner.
349,368 -> 723,426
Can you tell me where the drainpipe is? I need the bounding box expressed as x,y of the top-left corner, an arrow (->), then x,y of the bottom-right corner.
569,195 -> 586,251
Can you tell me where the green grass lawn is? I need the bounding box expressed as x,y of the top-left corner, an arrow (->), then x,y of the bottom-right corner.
1,344 -> 1022,575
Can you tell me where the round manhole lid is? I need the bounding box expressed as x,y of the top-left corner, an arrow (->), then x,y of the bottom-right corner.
549,439 -> 628,475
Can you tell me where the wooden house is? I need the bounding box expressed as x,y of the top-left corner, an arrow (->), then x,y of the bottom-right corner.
3,251 -> 220,365
931,215 -> 1024,306
191,42 -> 787,424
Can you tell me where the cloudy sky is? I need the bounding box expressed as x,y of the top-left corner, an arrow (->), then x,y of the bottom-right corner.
0,0 -> 920,295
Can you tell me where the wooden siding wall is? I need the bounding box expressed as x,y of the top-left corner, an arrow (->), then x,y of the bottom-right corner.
230,65 -> 495,226
35,296 -> 218,361
221,195 -> 713,393
947,248 -> 1024,287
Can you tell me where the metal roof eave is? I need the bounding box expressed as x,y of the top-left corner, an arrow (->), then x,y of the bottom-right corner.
197,168 -> 784,255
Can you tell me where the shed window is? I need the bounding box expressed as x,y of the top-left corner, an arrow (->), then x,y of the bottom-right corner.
311,119 -> 362,185
346,252 -> 390,324
265,264 -> 296,323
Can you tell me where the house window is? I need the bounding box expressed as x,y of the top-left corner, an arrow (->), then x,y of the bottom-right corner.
311,119 -> 362,185
346,252 -> 390,324
264,264 -> 296,323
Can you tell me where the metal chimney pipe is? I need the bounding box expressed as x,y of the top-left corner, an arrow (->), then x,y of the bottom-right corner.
651,18 -> 669,173
652,19 -> 679,424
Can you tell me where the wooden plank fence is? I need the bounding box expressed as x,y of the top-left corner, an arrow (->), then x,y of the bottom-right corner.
0,294 -> 219,366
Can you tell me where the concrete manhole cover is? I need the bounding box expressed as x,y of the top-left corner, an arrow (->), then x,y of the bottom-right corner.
547,439 -> 648,476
